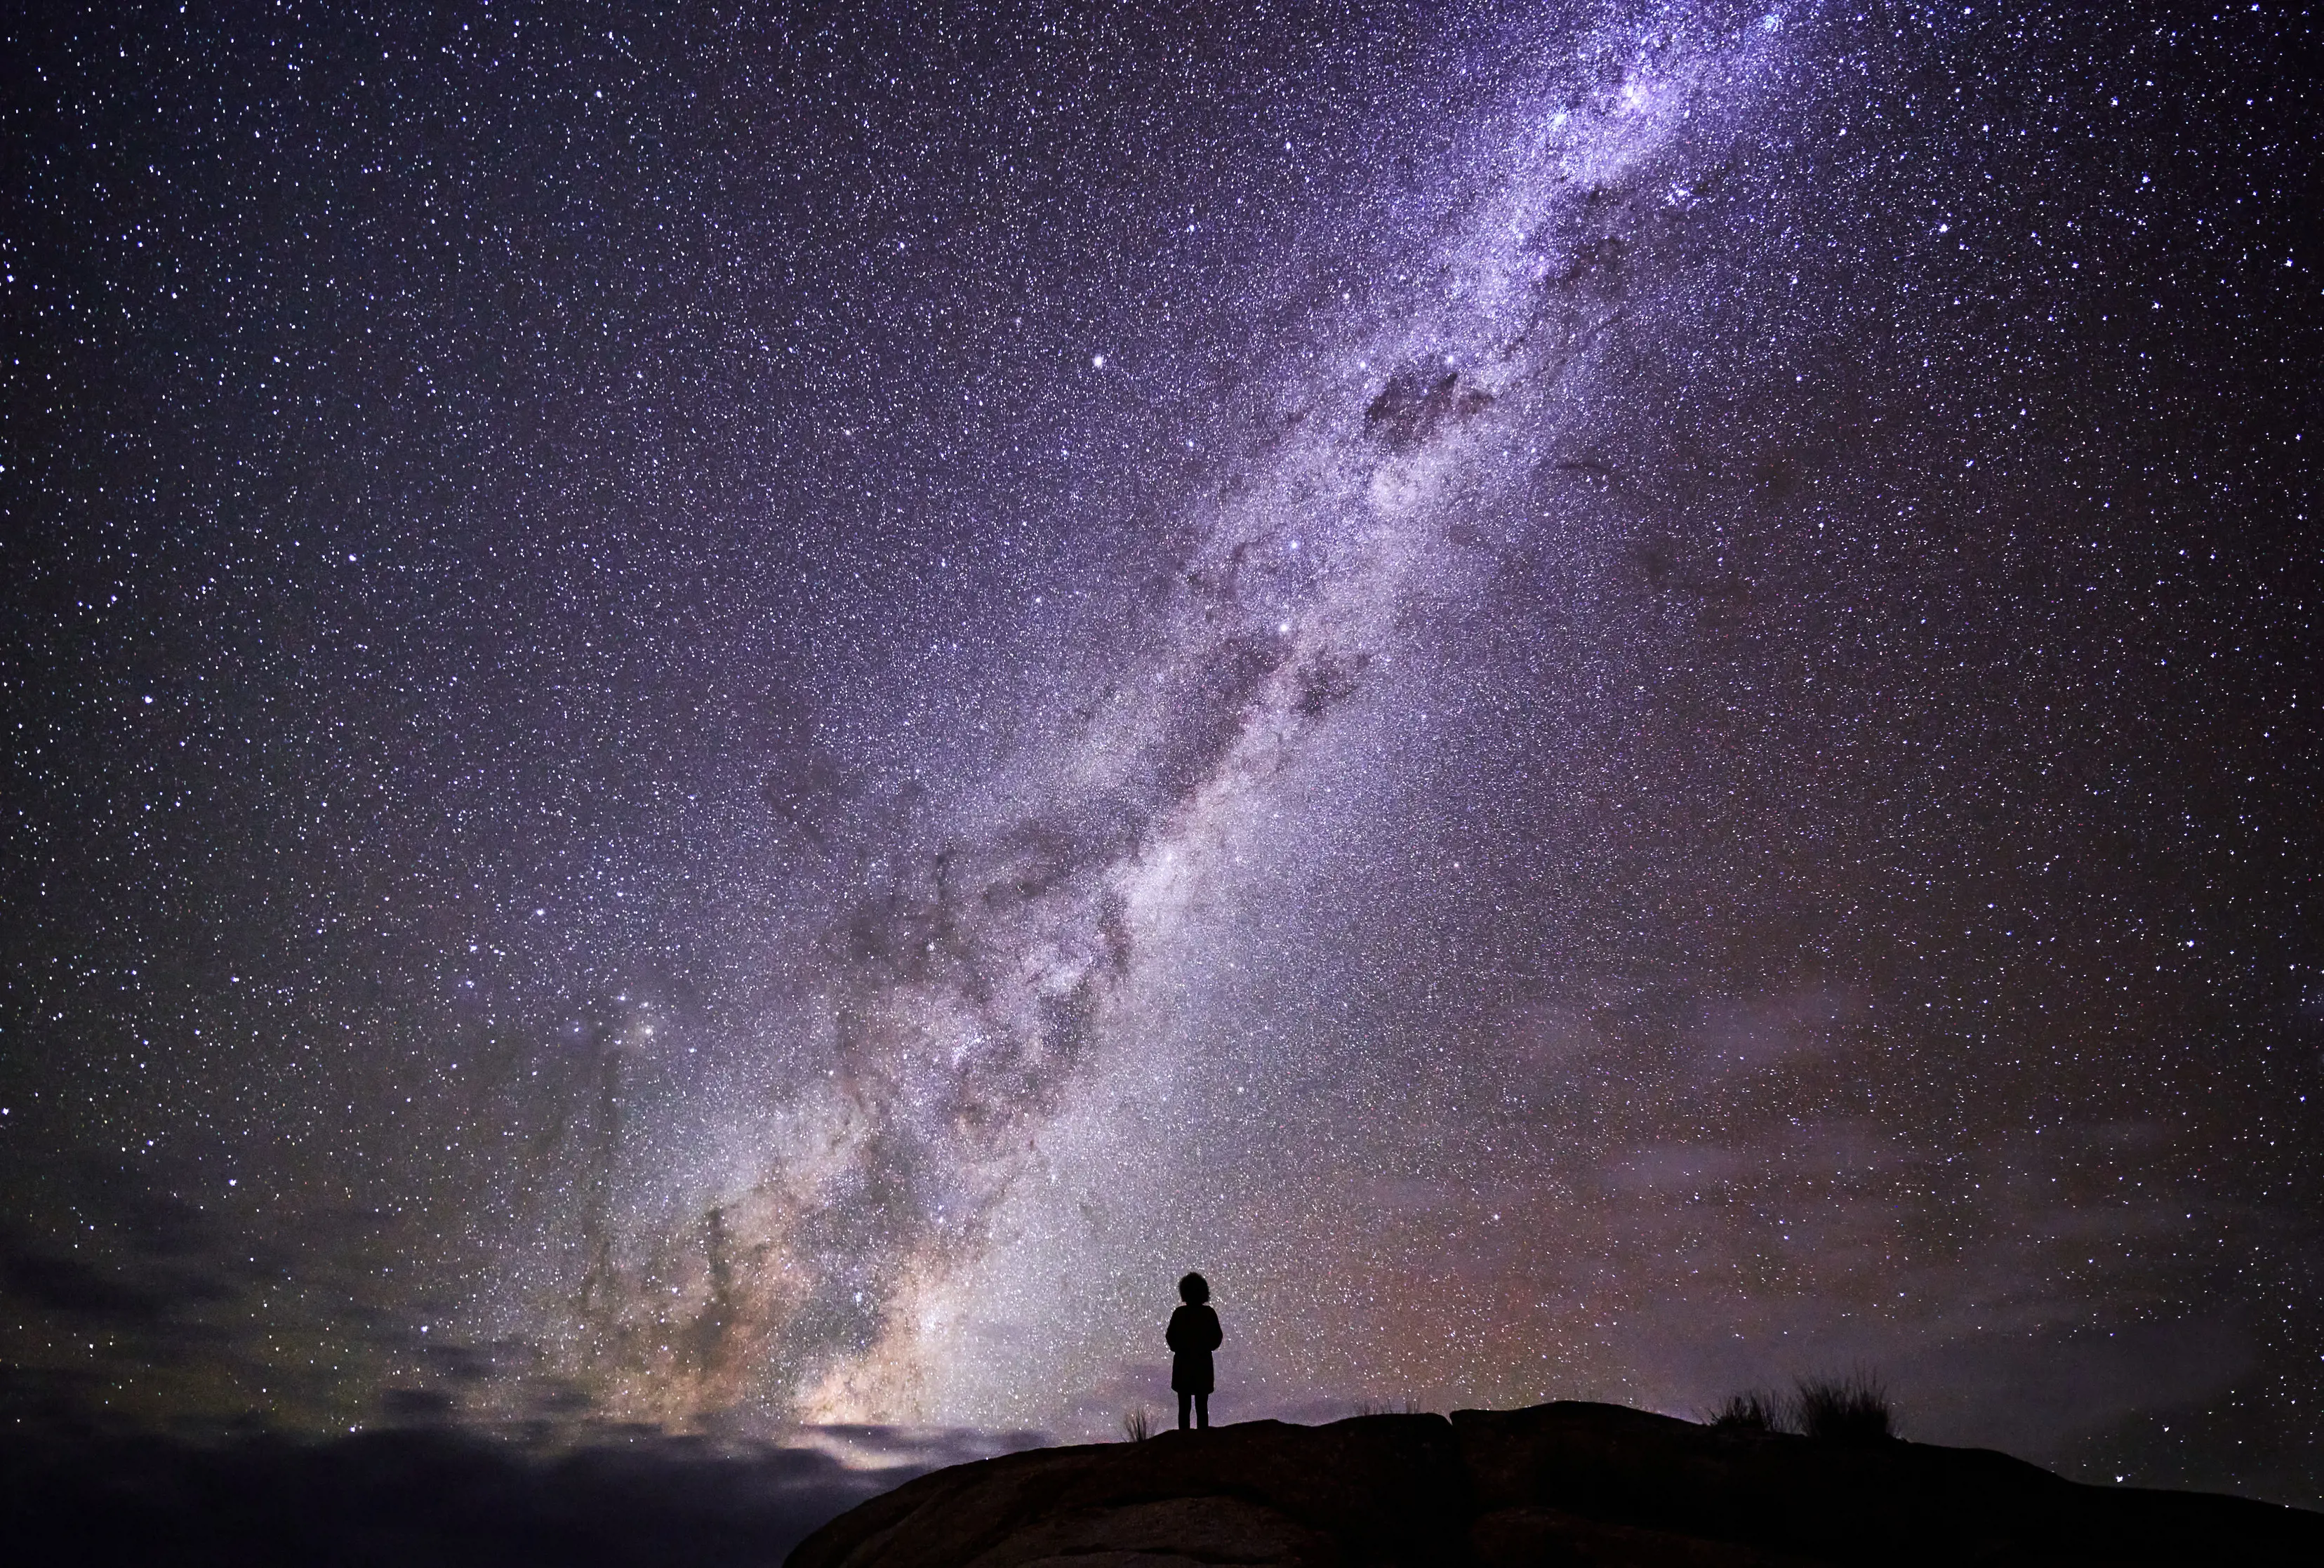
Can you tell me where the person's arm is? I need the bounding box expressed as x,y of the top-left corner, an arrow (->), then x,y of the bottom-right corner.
1166,1308 -> 1184,1352
1204,1308 -> 1223,1350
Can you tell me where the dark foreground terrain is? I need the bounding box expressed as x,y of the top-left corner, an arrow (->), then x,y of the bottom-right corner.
792,1403 -> 2324,1568
6,1402 -> 2318,1565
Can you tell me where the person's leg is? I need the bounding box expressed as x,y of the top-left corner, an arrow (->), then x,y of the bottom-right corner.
1178,1392 -> 1192,1430
1195,1393 -> 1209,1429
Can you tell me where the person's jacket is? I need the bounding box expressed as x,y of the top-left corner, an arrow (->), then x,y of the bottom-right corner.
1167,1303 -> 1222,1393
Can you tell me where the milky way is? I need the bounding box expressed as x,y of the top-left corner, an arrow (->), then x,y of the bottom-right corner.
4,0 -> 2319,1509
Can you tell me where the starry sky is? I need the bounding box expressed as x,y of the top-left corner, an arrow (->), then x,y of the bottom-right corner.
4,0 -> 2320,1510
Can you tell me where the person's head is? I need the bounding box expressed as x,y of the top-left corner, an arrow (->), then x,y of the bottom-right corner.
1178,1271 -> 1209,1305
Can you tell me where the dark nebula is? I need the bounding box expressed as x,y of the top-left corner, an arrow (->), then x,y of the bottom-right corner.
4,0 -> 2320,1518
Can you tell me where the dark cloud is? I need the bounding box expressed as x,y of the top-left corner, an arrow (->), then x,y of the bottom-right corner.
0,1228 -> 170,1322
1364,368 -> 1496,453
0,1423 -> 978,1568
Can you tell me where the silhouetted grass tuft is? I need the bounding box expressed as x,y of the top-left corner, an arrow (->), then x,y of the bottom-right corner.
1706,1371 -> 1895,1439
1120,1407 -> 1153,1442
1792,1369 -> 1893,1442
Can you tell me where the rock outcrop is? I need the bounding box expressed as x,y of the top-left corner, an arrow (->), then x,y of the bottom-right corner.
787,1402 -> 2324,1568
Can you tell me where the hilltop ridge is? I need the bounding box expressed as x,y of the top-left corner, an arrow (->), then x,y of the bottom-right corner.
788,1401 -> 2324,1568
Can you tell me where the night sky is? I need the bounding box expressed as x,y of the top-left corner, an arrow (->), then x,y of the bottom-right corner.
6,0 -> 2321,1513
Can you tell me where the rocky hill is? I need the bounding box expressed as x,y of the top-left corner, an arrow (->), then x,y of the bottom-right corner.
786,1402 -> 2324,1568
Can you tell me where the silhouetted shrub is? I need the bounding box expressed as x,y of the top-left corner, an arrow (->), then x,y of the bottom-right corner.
1708,1390 -> 1784,1433
1120,1407 -> 1153,1442
1793,1369 -> 1892,1442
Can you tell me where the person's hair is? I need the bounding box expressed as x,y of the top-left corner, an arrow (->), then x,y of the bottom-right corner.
1178,1271 -> 1209,1304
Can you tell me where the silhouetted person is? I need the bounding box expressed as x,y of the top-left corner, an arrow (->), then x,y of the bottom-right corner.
1167,1271 -> 1222,1430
